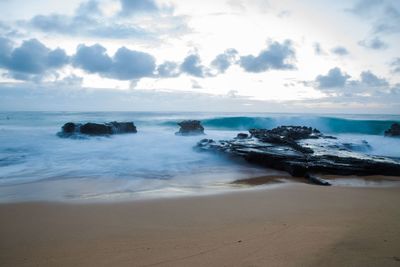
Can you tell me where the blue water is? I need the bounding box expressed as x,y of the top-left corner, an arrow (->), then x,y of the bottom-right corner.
0,112 -> 399,202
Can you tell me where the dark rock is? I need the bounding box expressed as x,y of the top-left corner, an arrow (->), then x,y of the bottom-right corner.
248,126 -> 320,154
176,120 -> 205,136
58,121 -> 137,137
62,122 -> 77,134
250,126 -> 322,140
80,123 -> 112,135
305,174 -> 331,186
235,133 -> 249,139
196,125 -> 400,180
384,123 -> 400,137
107,121 -> 137,134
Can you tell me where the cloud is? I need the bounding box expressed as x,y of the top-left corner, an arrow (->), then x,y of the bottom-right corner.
156,61 -> 180,78
110,47 -> 156,80
312,68 -> 394,100
54,74 -> 84,88
28,12 -> 149,40
72,44 -> 112,73
0,37 -> 69,81
0,36 -> 13,64
191,79 -> 202,89
73,43 -> 156,80
359,70 -> 389,87
210,49 -> 238,74
180,54 -> 206,78
313,42 -> 326,55
331,46 -> 349,56
374,4 -> 400,34
358,37 -> 388,49
1,82 -> 399,114
348,0 -> 383,17
315,67 -> 351,89
119,0 -> 159,16
390,58 -> 400,73
24,0 -> 187,41
349,0 -> 400,35
76,0 -> 102,16
239,40 -> 296,72
0,21 -> 24,38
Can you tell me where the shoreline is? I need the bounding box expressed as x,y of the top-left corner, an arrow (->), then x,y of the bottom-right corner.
1,174 -> 400,204
1,182 -> 400,266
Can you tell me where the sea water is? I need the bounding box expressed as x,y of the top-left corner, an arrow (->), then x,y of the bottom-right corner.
0,112 -> 399,202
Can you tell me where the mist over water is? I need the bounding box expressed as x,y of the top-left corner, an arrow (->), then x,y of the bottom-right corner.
0,112 -> 399,202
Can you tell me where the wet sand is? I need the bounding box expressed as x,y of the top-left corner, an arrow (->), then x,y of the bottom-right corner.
1,183 -> 400,267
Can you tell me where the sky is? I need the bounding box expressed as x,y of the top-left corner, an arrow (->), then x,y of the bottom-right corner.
0,0 -> 399,113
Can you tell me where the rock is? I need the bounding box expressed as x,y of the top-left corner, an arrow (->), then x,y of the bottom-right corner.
248,126 -> 322,154
61,122 -> 77,134
305,174 -> 331,186
384,123 -> 400,137
196,125 -> 400,180
250,126 -> 322,140
176,120 -> 205,136
80,123 -> 112,135
107,121 -> 137,134
235,133 -> 249,139
58,121 -> 137,137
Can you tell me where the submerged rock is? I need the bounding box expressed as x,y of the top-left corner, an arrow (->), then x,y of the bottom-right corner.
176,120 -> 205,136
58,121 -> 137,137
384,123 -> 400,137
196,125 -> 400,181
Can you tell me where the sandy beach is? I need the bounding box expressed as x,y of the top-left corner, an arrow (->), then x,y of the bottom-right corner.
1,182 -> 400,267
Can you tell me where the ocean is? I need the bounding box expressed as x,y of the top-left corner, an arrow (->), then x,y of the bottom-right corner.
0,111 -> 399,202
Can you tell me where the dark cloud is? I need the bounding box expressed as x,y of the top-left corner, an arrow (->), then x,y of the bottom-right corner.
180,54 -> 206,77
210,49 -> 238,73
390,57 -> 400,73
315,67 -> 350,89
331,46 -> 349,56
358,37 -> 388,49
239,40 -> 296,73
72,44 -> 112,73
73,43 -> 155,80
110,47 -> 156,80
0,37 -> 69,80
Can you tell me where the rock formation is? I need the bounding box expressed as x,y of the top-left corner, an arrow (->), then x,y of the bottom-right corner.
58,121 -> 137,137
197,125 -> 400,184
175,120 -> 205,136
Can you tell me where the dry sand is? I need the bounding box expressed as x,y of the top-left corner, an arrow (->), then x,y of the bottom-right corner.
1,183 -> 400,267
